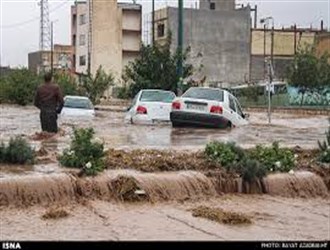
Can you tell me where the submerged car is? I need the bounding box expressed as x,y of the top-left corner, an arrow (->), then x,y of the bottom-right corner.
170,87 -> 248,128
61,96 -> 95,117
125,89 -> 176,124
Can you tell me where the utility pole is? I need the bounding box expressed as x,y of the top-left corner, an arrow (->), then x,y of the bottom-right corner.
177,0 -> 184,95
263,24 -> 266,80
152,0 -> 155,45
51,21 -> 54,74
271,25 -> 274,68
260,17 -> 274,124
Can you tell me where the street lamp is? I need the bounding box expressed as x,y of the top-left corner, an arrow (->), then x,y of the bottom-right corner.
260,16 -> 274,124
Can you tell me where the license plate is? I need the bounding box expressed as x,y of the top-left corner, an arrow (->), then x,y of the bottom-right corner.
186,104 -> 206,111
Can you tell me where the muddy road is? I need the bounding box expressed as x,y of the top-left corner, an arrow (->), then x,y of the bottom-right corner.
1,195 -> 329,241
0,105 -> 328,152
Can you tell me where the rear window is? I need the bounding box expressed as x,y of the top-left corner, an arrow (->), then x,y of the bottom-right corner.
182,88 -> 224,101
64,98 -> 93,109
140,91 -> 175,103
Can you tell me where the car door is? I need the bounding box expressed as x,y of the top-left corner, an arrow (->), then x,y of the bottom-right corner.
125,92 -> 140,122
228,95 -> 239,126
234,98 -> 247,126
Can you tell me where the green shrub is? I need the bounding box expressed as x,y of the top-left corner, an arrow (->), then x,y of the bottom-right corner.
248,142 -> 295,172
235,158 -> 267,182
318,119 -> 330,163
1,137 -> 35,164
205,141 -> 295,183
1,68 -> 41,106
53,72 -> 80,96
0,142 -> 6,162
205,141 -> 245,170
58,128 -> 106,176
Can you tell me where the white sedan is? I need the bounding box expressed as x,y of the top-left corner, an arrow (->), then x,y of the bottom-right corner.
61,96 -> 95,117
125,89 -> 176,124
170,87 -> 248,128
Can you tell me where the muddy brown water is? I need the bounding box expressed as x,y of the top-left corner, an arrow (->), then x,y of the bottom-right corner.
1,196 -> 329,241
0,169 -> 328,208
1,105 -> 328,152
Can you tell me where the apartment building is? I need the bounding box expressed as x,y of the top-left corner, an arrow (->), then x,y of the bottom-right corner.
71,0 -> 142,85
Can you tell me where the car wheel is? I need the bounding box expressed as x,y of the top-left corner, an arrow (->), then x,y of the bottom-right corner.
226,121 -> 233,129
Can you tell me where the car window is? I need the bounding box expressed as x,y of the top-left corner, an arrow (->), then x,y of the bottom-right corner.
229,96 -> 236,112
182,88 -> 224,101
140,91 -> 175,103
131,93 -> 139,106
234,99 -> 244,117
64,98 -> 93,109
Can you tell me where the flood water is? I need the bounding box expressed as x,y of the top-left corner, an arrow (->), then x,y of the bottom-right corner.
1,195 -> 329,240
1,105 -> 328,152
0,104 -> 329,178
1,105 -> 329,241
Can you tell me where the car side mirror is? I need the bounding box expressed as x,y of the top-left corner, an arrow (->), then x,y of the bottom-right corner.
243,113 -> 250,119
126,106 -> 132,112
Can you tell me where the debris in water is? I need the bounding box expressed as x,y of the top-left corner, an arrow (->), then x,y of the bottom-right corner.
106,149 -> 224,172
29,128 -> 65,141
42,207 -> 69,220
110,176 -> 149,202
191,206 -> 252,225
30,132 -> 56,141
134,189 -> 146,195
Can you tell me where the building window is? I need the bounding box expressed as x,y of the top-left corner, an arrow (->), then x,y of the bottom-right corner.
79,14 -> 87,25
72,35 -> 76,46
72,14 -> 77,27
210,2 -> 216,10
79,55 -> 86,66
157,23 -> 165,38
79,34 -> 86,46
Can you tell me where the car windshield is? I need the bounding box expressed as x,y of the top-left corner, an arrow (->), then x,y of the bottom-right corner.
64,97 -> 93,109
140,91 -> 175,103
182,88 -> 224,101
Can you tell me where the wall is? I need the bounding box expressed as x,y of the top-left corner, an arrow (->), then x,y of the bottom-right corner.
252,29 -> 316,56
316,33 -> 330,63
250,29 -> 324,82
163,7 -> 251,87
91,0 -> 122,79
121,7 -> 142,73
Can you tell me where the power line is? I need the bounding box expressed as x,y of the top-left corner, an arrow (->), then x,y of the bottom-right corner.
0,0 -> 70,29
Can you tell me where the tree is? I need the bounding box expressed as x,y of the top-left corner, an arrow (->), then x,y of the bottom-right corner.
0,68 -> 40,106
53,71 -> 80,96
287,45 -> 330,105
81,66 -> 115,104
124,36 -> 193,98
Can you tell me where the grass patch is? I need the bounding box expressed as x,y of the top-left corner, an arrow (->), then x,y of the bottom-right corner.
191,206 -> 252,225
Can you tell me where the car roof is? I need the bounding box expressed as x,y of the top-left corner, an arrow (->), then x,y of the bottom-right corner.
64,95 -> 90,100
140,89 -> 175,94
186,87 -> 227,92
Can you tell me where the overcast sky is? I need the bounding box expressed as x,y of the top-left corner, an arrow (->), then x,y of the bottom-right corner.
0,0 -> 329,67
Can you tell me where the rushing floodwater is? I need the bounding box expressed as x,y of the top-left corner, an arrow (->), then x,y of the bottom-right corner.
0,105 -> 328,152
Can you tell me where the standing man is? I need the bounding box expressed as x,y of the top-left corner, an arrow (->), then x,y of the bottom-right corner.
34,72 -> 64,133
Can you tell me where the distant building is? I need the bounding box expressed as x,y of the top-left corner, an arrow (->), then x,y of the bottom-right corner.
28,44 -> 73,74
251,25 -> 329,82
153,0 -> 251,88
71,0 -> 142,85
